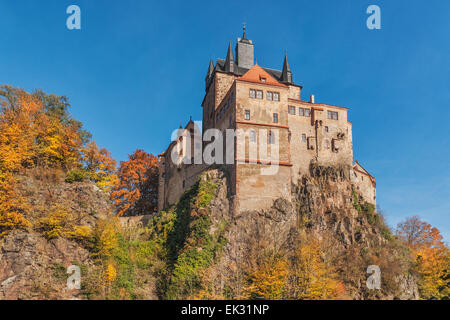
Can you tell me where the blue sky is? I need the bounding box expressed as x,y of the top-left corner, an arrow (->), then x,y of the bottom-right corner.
1,0 -> 449,240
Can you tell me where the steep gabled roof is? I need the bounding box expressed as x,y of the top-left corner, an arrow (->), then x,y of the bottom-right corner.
237,64 -> 287,88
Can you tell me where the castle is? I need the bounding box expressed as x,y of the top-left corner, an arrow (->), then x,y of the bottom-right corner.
158,29 -> 376,213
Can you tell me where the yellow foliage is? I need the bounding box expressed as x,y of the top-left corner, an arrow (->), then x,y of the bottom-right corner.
0,170 -> 31,236
92,218 -> 119,258
244,252 -> 289,300
105,263 -> 117,283
291,239 -> 345,300
69,225 -> 93,240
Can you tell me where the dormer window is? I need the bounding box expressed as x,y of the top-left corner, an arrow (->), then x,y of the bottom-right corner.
260,76 -> 267,83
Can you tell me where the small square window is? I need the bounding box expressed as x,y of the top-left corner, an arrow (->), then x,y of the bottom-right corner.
267,91 -> 273,101
244,110 -> 250,120
299,108 -> 304,116
288,106 -> 296,115
256,90 -> 263,99
273,113 -> 278,123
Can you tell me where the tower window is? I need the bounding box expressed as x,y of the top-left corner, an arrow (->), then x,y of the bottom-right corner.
244,110 -> 251,120
327,111 -> 338,120
288,106 -> 296,115
273,113 -> 278,123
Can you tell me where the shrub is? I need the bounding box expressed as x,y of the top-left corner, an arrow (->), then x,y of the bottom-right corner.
65,168 -> 86,183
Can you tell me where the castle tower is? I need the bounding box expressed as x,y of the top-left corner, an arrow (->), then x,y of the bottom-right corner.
235,25 -> 254,69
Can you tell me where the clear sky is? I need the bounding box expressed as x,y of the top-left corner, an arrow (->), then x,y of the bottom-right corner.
1,0 -> 449,240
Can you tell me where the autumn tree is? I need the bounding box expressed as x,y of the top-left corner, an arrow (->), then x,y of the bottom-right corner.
82,141 -> 118,191
244,250 -> 289,300
396,216 -> 450,300
0,85 -> 117,236
288,239 -> 345,300
111,149 -> 159,216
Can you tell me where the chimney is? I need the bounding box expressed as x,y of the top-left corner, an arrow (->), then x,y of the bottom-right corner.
310,95 -> 315,104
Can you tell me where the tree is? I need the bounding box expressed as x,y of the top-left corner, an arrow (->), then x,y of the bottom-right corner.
244,251 -> 289,300
111,149 -> 159,216
396,216 -> 450,300
82,141 -> 118,191
289,239 -> 345,300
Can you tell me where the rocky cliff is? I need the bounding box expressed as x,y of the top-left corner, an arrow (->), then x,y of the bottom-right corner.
193,165 -> 419,299
0,169 -> 111,299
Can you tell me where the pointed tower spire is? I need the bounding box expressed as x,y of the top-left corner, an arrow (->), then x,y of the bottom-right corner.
281,52 -> 293,83
242,22 -> 248,40
205,56 -> 215,89
207,56 -> 214,77
224,41 -> 235,73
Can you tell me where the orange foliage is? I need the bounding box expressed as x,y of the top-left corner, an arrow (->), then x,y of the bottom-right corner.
0,171 -> 31,236
111,149 -> 159,216
397,216 -> 450,299
82,141 -> 118,191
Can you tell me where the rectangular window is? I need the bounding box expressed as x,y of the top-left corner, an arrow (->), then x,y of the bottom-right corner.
260,76 -> 266,83
273,92 -> 280,101
327,111 -> 338,120
249,89 -> 256,98
229,116 -> 233,126
268,131 -> 275,144
288,106 -> 296,115
273,113 -> 278,123
256,90 -> 263,99
325,126 -> 329,132
250,130 -> 256,142
298,107 -> 304,116
302,134 -> 306,142
304,108 -> 311,117
266,91 -> 273,101
244,110 -> 250,120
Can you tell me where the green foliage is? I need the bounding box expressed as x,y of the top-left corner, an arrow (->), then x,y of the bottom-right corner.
65,168 -> 87,183
147,175 -> 227,299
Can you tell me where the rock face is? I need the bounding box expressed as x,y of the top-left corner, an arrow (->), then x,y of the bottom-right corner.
203,165 -> 419,300
0,170 -> 112,300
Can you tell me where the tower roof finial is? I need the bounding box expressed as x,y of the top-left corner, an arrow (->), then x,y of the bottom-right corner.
242,22 -> 247,39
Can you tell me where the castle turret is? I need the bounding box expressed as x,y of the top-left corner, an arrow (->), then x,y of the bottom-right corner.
205,57 -> 214,89
281,53 -> 293,83
224,42 -> 235,73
